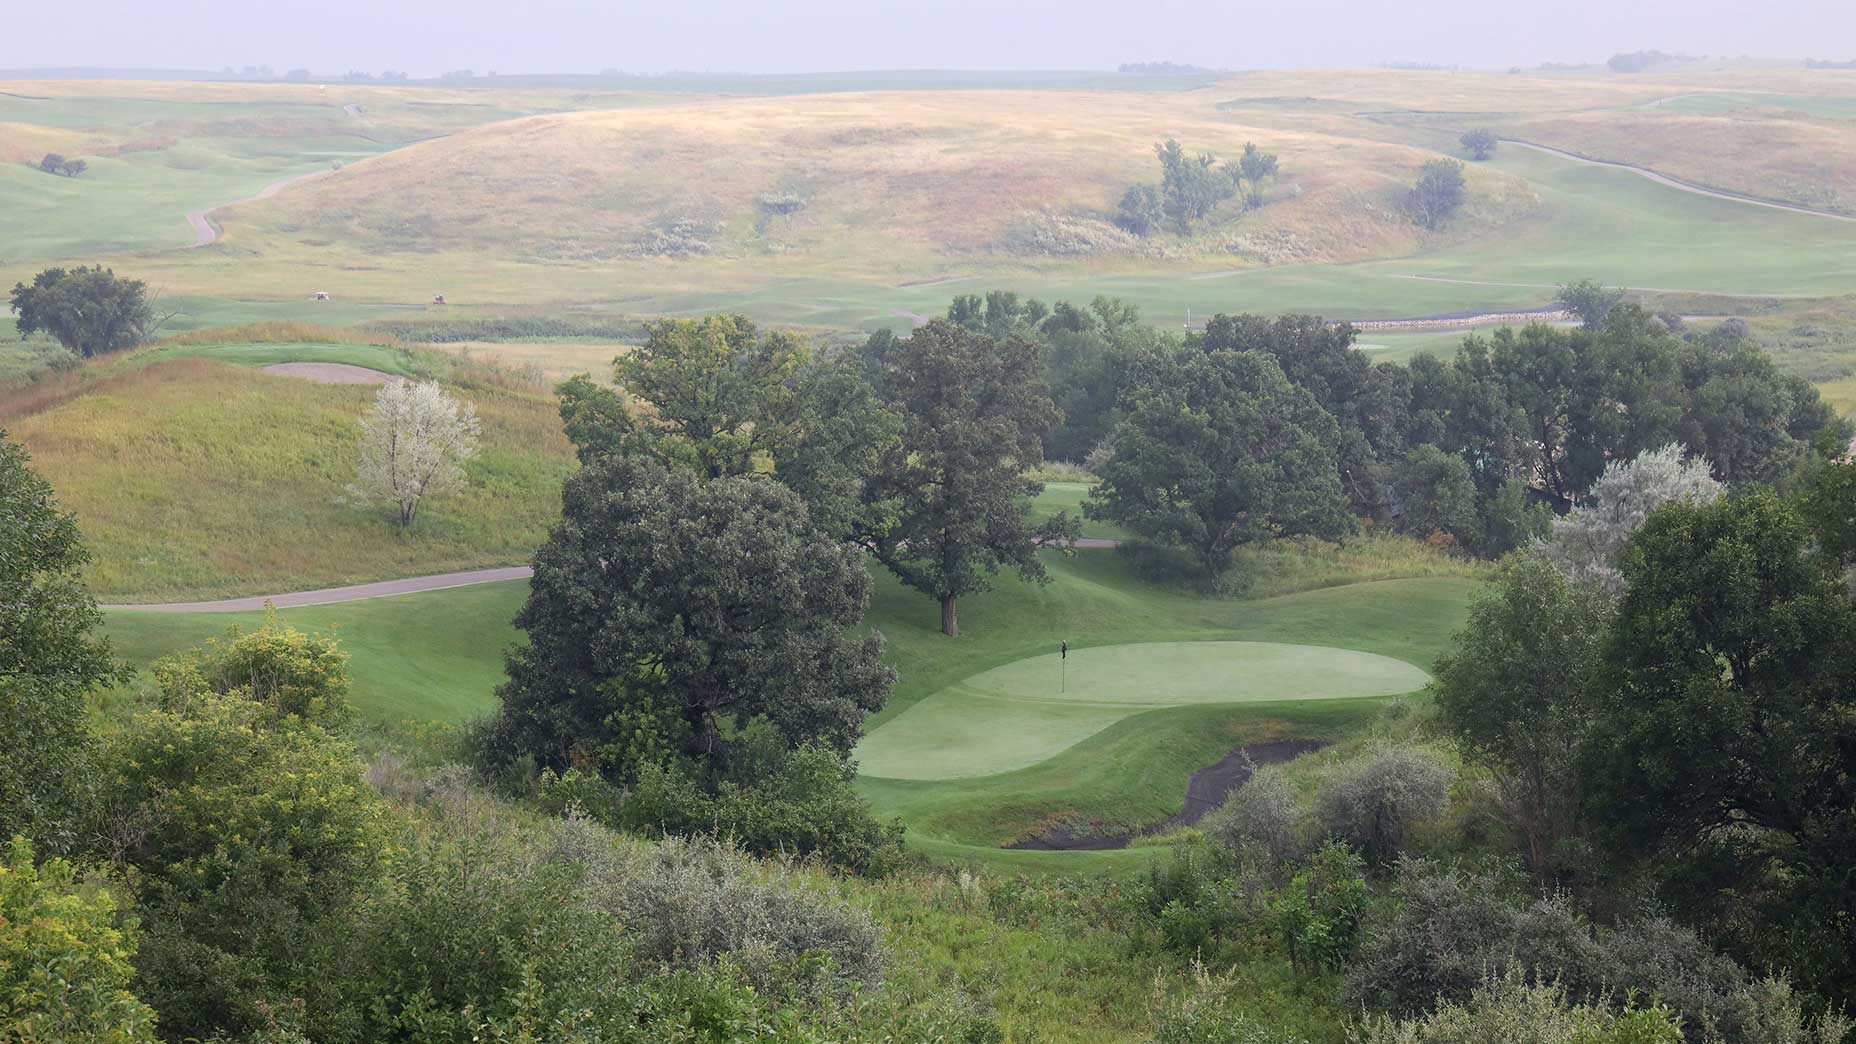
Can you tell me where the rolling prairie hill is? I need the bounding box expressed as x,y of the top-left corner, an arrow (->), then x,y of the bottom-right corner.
207,89 -> 1535,287
3,65 -> 1855,336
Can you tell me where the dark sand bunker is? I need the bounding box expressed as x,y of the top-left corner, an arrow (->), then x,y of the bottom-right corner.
1006,738 -> 1328,852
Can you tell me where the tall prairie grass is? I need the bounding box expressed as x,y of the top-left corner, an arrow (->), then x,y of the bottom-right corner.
10,357 -> 573,599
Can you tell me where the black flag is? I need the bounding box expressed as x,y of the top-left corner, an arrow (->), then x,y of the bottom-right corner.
1061,640 -> 1067,659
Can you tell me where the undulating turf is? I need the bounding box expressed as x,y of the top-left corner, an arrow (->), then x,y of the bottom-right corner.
856,640 -> 1430,780
9,348 -> 573,599
1025,480 -> 1130,540
103,579 -> 521,725
100,545 -> 1477,867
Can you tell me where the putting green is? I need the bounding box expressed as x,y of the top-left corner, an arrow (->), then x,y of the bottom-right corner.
855,641 -> 1429,780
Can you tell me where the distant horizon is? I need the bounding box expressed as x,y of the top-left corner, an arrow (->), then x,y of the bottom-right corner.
9,0 -> 1852,83
1,54 -> 1839,84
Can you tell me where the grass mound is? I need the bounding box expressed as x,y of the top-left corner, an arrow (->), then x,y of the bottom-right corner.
856,641 -> 1430,780
7,345 -> 572,599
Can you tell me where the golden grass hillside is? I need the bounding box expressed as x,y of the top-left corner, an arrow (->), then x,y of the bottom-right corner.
4,355 -> 573,600
1205,67 -> 1856,215
1504,109 -> 1856,213
228,89 -> 1539,279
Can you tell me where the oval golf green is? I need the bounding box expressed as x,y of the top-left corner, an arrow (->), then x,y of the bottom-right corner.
855,641 -> 1430,781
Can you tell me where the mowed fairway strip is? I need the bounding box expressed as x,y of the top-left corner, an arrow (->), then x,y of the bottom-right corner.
855,640 -> 1431,780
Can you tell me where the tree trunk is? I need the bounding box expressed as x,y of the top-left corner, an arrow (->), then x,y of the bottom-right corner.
940,594 -> 959,637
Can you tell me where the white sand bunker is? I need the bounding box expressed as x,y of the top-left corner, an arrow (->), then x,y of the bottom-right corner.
261,362 -> 401,384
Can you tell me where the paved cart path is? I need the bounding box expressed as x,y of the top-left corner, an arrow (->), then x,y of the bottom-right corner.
102,540 -> 1122,613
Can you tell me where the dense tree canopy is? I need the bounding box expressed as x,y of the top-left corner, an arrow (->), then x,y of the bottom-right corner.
0,431 -> 121,850
1199,313 -> 1409,515
563,314 -> 898,539
489,456 -> 892,776
1434,554 -> 1612,874
97,689 -> 390,1041
858,319 -> 1074,635
9,266 -> 153,358
1585,491 -> 1856,993
1089,345 -> 1353,576
0,839 -> 155,1043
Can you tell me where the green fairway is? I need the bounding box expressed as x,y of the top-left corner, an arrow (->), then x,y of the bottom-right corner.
0,141 -> 378,260
1027,481 -> 1130,539
101,545 -> 1477,868
1651,92 -> 1856,121
103,580 -> 522,725
145,340 -> 422,375
856,641 -> 1430,779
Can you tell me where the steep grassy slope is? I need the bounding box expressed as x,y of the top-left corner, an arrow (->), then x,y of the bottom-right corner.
4,342 -> 573,599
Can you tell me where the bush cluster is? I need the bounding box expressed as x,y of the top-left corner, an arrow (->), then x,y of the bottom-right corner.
1346,859 -> 1852,1043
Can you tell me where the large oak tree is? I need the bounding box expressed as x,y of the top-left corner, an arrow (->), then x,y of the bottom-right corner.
486,456 -> 893,778
559,314 -> 897,539
859,319 -> 1073,636
0,431 -> 122,850
9,266 -> 152,358
1088,346 -> 1353,577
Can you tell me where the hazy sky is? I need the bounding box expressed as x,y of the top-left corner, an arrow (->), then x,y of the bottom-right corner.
7,0 -> 1854,76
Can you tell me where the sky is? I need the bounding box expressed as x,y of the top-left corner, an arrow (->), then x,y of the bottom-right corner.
6,0 -> 1855,77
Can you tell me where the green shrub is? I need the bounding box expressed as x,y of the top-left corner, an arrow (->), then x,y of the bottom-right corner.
0,838 -> 155,1043
1270,842 -> 1369,975
1314,747 -> 1450,864
1202,771 -> 1308,875
95,692 -> 392,1041
1346,860 -> 1850,1043
152,616 -> 353,728
622,739 -> 905,875
1352,969 -> 1684,1044
334,833 -> 638,1044
554,824 -> 886,1003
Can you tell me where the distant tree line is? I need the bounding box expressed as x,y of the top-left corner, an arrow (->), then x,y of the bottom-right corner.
1607,49 -> 1683,73
1117,61 -> 1218,75
929,287 -> 1840,585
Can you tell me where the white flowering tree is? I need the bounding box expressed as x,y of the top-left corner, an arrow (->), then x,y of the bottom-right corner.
1542,443 -> 1722,595
347,380 -> 481,527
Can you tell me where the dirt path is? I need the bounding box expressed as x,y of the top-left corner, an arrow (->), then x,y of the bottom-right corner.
1500,138 -> 1856,222
185,170 -> 328,247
